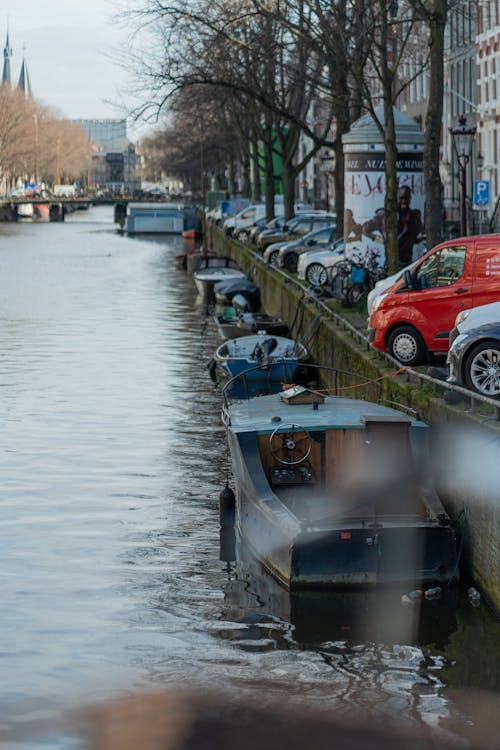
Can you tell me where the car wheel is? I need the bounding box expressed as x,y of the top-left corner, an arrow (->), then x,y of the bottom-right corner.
306,263 -> 327,285
464,340 -> 500,399
284,253 -> 298,273
239,230 -> 248,241
387,325 -> 426,366
269,250 -> 280,268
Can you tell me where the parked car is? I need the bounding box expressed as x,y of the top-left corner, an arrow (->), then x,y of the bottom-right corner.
253,210 -> 321,247
446,301 -> 500,398
263,223 -> 337,269
257,213 -> 335,251
275,225 -> 337,273
447,325 -> 500,400
367,234 -> 500,366
249,215 -> 283,244
223,204 -> 268,236
448,300 -> 500,345
225,201 -> 313,237
234,216 -> 267,242
296,239 -> 345,284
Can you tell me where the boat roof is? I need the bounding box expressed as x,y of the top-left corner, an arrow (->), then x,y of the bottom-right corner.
224,391 -> 427,434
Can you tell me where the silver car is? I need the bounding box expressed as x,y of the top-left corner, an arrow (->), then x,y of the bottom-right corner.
446,303 -> 500,399
276,225 -> 337,273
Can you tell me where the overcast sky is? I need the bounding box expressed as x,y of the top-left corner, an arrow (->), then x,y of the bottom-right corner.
2,0 -> 151,141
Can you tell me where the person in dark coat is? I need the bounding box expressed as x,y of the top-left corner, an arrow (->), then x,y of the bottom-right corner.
397,186 -> 422,267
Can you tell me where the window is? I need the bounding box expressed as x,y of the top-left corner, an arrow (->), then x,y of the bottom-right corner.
240,208 -> 256,219
415,246 -> 466,289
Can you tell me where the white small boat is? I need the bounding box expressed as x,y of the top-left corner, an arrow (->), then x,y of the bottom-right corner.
192,266 -> 247,296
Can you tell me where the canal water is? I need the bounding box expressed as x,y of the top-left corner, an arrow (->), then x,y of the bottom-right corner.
0,207 -> 498,748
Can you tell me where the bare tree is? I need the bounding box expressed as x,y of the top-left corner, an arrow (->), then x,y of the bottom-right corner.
409,0 -> 449,249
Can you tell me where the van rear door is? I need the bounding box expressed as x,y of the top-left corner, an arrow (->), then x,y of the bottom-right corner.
406,243 -> 473,353
472,238 -> 500,305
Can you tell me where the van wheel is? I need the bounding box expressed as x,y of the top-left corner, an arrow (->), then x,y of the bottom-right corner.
464,340 -> 500,399
387,325 -> 426,366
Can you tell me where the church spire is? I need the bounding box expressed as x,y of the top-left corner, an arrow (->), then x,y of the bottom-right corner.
2,31 -> 13,86
18,52 -> 31,97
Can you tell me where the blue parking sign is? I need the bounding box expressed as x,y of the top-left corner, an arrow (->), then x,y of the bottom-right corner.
473,179 -> 490,205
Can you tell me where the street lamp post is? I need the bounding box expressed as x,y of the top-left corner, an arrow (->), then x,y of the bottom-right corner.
477,151 -> 485,233
32,114 -> 39,184
449,114 -> 477,236
319,152 -> 334,212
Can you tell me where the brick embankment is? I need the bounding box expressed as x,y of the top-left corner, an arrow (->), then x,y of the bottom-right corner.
209,226 -> 500,615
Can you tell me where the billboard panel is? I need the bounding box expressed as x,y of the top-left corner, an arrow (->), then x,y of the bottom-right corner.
344,152 -> 425,268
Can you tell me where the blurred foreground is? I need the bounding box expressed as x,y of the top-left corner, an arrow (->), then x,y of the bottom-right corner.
80,688 -> 500,750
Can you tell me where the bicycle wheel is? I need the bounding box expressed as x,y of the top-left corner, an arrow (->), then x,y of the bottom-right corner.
330,261 -> 351,300
346,282 -> 368,307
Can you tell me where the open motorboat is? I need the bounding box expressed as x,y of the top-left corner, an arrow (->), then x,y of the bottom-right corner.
193,265 -> 247,296
220,366 -> 458,590
213,335 -> 309,382
214,307 -> 289,340
213,278 -> 260,307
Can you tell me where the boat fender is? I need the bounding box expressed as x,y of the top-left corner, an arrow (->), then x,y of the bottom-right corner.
219,483 -> 236,526
207,358 -> 218,383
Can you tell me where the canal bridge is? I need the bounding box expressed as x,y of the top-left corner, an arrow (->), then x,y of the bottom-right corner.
0,197 -> 186,223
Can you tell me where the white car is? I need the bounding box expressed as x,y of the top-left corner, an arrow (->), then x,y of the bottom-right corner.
296,239 -> 345,285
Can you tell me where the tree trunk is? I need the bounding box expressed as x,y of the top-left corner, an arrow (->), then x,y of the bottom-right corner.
263,127 -> 276,220
384,105 -> 399,275
281,161 -> 296,222
250,134 -> 261,202
423,0 -> 448,248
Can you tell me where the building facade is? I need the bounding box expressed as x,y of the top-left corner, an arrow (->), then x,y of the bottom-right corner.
75,118 -> 141,195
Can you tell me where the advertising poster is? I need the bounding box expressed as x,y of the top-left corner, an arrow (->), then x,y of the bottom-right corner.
344,152 -> 425,268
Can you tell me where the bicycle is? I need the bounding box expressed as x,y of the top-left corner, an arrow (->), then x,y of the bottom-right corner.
330,248 -> 386,307
329,258 -> 353,302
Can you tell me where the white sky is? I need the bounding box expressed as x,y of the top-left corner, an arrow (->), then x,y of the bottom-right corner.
1,0 -> 152,142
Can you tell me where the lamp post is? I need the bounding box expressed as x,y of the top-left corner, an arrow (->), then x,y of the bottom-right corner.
319,152 -> 334,211
449,114 -> 477,236
32,114 -> 39,184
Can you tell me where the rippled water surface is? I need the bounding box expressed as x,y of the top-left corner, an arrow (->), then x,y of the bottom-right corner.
0,208 -> 498,748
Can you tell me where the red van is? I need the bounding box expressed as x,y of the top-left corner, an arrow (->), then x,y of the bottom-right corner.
367,235 -> 500,365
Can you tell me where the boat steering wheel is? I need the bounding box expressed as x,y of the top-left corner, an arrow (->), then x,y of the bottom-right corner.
269,423 -> 312,466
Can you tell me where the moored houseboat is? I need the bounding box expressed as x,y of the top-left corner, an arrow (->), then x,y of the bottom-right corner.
221,368 -> 458,590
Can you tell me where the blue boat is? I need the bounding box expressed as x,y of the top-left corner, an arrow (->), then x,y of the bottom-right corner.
221,366 -> 458,590
213,335 -> 309,381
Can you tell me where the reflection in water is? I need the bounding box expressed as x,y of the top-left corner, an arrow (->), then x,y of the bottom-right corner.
217,527 -> 500,740
0,208 -> 498,748
219,528 -> 459,649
